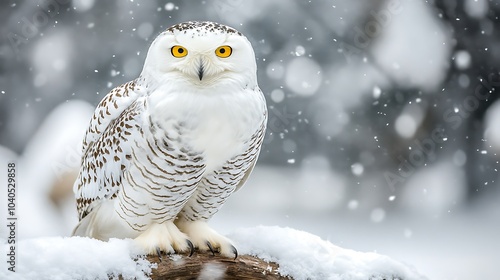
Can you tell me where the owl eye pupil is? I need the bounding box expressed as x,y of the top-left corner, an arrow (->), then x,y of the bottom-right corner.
219,48 -> 225,54
178,48 -> 184,53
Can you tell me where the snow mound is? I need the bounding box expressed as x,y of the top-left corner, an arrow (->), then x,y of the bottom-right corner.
1,237 -> 155,280
1,226 -> 426,280
230,226 -> 427,280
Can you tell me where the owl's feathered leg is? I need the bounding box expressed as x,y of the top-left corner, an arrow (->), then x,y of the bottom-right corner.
175,219 -> 238,259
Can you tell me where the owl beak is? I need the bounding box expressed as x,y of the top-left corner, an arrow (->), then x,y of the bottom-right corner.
197,62 -> 204,81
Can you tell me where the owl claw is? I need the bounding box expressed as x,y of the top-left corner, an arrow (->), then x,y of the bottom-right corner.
156,247 -> 163,262
206,241 -> 216,256
135,222 -> 190,258
231,245 -> 238,260
186,239 -> 195,257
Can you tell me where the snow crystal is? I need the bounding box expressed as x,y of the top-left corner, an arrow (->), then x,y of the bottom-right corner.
294,45 -> 306,56
395,114 -> 417,139
72,0 -> 95,13
372,86 -> 382,99
454,50 -> 471,70
464,0 -> 489,18
351,162 -> 364,176
285,57 -> 322,96
164,2 -> 175,11
395,104 -> 424,139
110,69 -> 120,77
270,89 -> 285,103
229,226 -> 427,280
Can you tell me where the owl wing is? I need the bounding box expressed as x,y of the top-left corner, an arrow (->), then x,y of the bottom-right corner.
234,112 -> 267,192
82,79 -> 144,155
74,80 -> 146,221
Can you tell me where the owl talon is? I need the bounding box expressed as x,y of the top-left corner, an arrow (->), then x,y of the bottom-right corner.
156,247 -> 163,262
206,241 -> 216,256
231,245 -> 238,260
187,239 -> 195,257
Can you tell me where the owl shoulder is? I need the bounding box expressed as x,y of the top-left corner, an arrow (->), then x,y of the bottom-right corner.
82,78 -> 147,155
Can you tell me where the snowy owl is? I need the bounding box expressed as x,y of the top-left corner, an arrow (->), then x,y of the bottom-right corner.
72,21 -> 267,258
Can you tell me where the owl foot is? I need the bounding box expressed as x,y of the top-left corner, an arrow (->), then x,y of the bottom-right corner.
176,220 -> 238,259
155,239 -> 194,261
135,222 -> 192,257
206,241 -> 238,259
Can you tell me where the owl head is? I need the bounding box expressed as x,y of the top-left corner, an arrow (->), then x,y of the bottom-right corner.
142,21 -> 257,88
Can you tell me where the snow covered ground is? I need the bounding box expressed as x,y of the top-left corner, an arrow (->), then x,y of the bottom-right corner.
0,226 -> 426,280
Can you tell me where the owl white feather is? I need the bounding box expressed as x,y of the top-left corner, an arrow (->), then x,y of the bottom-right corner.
72,21 -> 267,258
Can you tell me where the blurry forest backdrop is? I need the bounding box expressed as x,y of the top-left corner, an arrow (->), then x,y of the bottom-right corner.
0,1 -> 499,279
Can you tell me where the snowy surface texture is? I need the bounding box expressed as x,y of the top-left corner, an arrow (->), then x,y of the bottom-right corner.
0,237 -> 154,280
1,226 -> 425,280
230,226 -> 426,280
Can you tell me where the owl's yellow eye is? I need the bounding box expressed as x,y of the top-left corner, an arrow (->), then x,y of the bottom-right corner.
215,46 -> 232,58
171,45 -> 188,58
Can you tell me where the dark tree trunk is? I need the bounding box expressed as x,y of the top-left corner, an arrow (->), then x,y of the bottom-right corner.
433,0 -> 500,201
